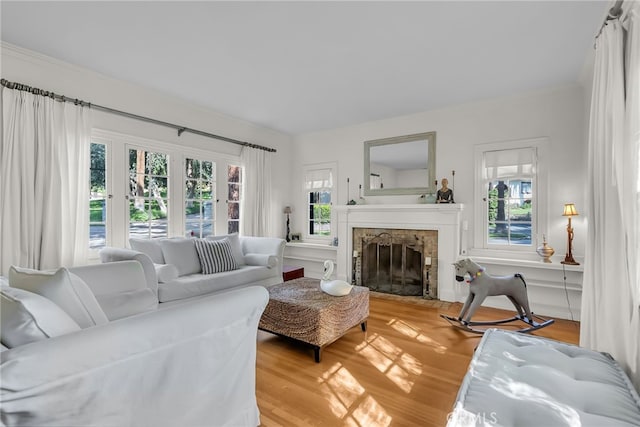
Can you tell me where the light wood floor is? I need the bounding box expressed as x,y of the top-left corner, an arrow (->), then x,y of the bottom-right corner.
256,295 -> 580,427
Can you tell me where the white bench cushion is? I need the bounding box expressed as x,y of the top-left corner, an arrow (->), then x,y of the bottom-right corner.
448,328 -> 640,427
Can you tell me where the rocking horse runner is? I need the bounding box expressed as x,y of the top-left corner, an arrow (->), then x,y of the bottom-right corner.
441,258 -> 554,334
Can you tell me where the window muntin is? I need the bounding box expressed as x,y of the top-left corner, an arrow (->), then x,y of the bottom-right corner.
128,149 -> 169,239
227,164 -> 242,234
185,158 -> 215,238
483,147 -> 535,247
89,142 -> 107,250
306,168 -> 333,237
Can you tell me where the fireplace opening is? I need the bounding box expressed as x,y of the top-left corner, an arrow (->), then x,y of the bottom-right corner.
353,228 -> 438,298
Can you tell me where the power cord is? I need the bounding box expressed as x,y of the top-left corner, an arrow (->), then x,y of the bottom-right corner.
562,263 -> 576,323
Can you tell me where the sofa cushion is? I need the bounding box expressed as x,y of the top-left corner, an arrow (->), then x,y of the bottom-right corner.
206,233 -> 245,265
195,238 -> 238,274
1,285 -> 81,348
160,238 -> 201,276
154,263 -> 179,283
9,266 -> 108,329
129,238 -> 165,264
95,288 -> 158,321
158,266 -> 274,303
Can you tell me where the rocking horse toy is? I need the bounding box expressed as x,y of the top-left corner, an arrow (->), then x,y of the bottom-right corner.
440,258 -> 554,334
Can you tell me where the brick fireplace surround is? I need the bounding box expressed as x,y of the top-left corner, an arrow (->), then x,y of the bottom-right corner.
334,204 -> 464,302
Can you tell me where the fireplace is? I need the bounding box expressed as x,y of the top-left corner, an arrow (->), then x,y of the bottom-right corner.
334,204 -> 463,302
353,228 -> 438,298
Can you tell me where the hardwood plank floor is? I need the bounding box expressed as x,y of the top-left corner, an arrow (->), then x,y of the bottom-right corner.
256,295 -> 580,426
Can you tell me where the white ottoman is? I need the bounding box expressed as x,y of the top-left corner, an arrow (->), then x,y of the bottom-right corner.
448,328 -> 640,426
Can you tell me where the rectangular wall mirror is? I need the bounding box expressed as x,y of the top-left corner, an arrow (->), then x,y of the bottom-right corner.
364,131 -> 436,196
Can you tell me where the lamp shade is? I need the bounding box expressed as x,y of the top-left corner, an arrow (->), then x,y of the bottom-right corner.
283,206 -> 292,214
562,203 -> 578,216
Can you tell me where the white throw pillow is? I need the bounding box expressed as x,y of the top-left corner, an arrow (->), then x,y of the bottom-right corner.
194,238 -> 238,274
154,263 -> 179,283
1,285 -> 81,348
9,266 -> 108,329
159,238 -> 202,276
206,233 -> 245,265
129,238 -> 165,264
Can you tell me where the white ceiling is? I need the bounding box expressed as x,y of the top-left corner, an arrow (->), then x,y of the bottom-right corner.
1,1 -> 608,135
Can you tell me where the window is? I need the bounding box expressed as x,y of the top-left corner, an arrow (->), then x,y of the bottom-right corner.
185,158 -> 216,238
484,148 -> 535,246
227,164 -> 242,234
305,165 -> 334,238
89,142 -> 108,250
128,148 -> 169,239
474,139 -> 548,252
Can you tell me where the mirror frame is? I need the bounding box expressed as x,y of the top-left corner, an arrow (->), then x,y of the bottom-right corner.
363,131 -> 436,196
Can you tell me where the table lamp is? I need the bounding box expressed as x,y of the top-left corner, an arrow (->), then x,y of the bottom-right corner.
561,203 -> 579,265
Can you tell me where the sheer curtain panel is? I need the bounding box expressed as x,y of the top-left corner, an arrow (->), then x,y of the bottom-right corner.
0,88 -> 91,275
240,147 -> 272,237
581,3 -> 640,390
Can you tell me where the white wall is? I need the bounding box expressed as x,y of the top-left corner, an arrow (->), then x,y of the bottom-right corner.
1,43 -> 294,243
291,84 -> 588,261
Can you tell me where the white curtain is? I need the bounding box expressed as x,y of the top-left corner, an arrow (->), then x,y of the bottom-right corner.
0,88 -> 91,275
581,4 -> 640,391
240,146 -> 272,237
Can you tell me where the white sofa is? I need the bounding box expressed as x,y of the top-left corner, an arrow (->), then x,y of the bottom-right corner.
1,259 -> 269,426
102,234 -> 286,305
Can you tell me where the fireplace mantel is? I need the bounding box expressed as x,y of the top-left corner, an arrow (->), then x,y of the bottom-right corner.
334,204 -> 464,302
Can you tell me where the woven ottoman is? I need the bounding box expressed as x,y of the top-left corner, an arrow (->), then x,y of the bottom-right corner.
259,277 -> 369,362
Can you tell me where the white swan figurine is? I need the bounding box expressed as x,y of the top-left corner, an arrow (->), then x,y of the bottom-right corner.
320,260 -> 353,296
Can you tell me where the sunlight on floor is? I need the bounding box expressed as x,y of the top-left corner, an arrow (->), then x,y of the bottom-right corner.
388,318 -> 448,353
349,395 -> 393,427
355,332 -> 423,393
319,362 -> 365,417
318,362 -> 392,427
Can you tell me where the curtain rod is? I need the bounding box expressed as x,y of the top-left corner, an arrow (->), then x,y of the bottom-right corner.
0,78 -> 277,153
595,0 -> 624,42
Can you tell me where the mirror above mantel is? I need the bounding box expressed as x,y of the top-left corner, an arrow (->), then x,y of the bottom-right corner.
364,131 -> 436,196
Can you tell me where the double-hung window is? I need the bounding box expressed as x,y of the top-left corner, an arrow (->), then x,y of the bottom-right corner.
304,164 -> 335,239
474,138 -> 548,251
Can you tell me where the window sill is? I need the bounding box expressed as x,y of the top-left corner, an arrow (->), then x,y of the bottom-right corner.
461,253 -> 584,273
286,242 -> 338,251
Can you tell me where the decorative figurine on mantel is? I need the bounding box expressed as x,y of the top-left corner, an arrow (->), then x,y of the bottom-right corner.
436,178 -> 454,203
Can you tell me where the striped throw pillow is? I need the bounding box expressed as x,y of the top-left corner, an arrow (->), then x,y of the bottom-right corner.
194,238 -> 238,274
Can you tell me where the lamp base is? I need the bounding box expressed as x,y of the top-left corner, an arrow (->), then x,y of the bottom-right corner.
561,255 -> 579,266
